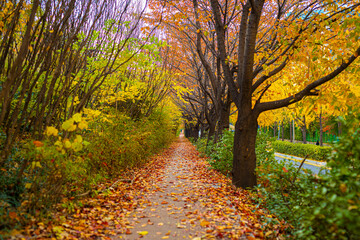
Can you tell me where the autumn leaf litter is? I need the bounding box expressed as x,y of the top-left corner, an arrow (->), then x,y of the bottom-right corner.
10,137 -> 286,239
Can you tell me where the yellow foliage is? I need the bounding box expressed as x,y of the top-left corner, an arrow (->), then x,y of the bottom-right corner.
83,108 -> 102,119
54,140 -> 63,151
74,135 -> 83,143
72,142 -> 83,152
45,126 -> 58,137
62,119 -> 76,131
78,121 -> 88,130
64,140 -> 72,149
73,113 -> 82,123
31,161 -> 42,169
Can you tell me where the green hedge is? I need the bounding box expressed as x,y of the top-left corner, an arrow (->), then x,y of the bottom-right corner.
273,140 -> 332,161
192,131 -> 274,176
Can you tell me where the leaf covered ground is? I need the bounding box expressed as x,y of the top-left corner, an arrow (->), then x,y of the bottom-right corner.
6,136 -> 288,239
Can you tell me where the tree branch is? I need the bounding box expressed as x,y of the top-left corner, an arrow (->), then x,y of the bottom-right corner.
256,46 -> 360,113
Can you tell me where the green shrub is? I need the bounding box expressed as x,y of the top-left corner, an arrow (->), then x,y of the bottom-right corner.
255,146 -> 317,236
256,133 -> 276,165
208,131 -> 234,175
296,115 -> 360,239
193,137 -> 208,157
273,140 -> 332,161
193,131 -> 274,176
86,108 -> 174,177
255,115 -> 360,239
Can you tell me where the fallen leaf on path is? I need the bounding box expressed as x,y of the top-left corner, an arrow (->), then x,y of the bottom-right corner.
137,231 -> 148,236
177,223 -> 186,229
200,220 -> 210,227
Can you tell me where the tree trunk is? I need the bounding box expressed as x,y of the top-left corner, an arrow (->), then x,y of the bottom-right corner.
185,122 -> 199,140
207,122 -> 216,145
215,103 -> 230,141
273,122 -> 276,138
200,125 -> 206,138
281,121 -> 284,141
232,113 -> 258,188
293,120 -> 295,142
278,121 -> 281,140
302,116 -> 307,144
290,119 -> 293,142
319,111 -> 323,146
338,121 -> 342,136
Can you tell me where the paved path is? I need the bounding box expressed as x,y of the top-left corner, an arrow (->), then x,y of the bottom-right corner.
275,152 -> 329,175
118,136 -> 208,239
115,135 -> 268,239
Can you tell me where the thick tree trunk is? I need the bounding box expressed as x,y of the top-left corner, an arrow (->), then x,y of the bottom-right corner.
219,103 -> 230,131
207,122 -> 216,145
215,103 -> 230,141
185,123 -> 199,140
200,125 -> 206,138
232,113 -> 258,188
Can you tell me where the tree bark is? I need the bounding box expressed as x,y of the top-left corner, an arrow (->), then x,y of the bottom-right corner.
281,121 -> 284,141
293,120 -> 295,142
338,121 -> 342,136
232,113 -> 258,188
214,101 -> 231,141
319,110 -> 323,146
185,122 -> 199,140
302,116 -> 307,144
207,122 -> 216,145
273,122 -> 276,138
290,119 -> 293,142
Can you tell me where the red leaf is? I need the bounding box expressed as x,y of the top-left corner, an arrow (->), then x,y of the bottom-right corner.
282,167 -> 288,173
33,140 -> 44,147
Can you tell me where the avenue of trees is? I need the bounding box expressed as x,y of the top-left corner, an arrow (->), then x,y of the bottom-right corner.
1,0 -> 359,191
148,0 -> 360,188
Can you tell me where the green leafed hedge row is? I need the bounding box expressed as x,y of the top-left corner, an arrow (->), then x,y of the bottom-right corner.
273,140 -> 332,161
